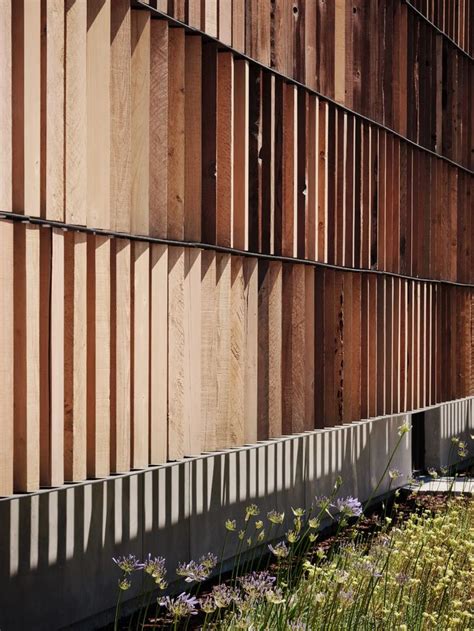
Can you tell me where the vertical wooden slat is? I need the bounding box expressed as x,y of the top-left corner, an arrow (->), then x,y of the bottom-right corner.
14,224 -> 40,492
0,1 -> 12,212
131,10 -> 150,235
87,235 -> 110,478
49,229 -> 65,486
218,0 -> 232,46
202,0 -> 217,38
132,241 -> 149,468
233,59 -> 249,250
64,231 -> 87,482
87,0 -> 111,229
215,253 -> 231,448
305,266 -> 315,428
232,0 -> 245,52
65,0 -> 87,225
42,1 -> 65,222
0,221 -> 14,495
184,249 -> 202,454
201,250 -> 217,450
216,52 -> 234,247
150,244 -> 168,464
201,42 -> 217,244
230,256 -> 245,446
317,100 -> 328,262
282,83 -> 297,258
149,20 -> 168,237
257,260 -> 282,439
112,239 -> 131,473
111,0 -> 131,233
334,0 -> 345,103
244,258 -> 258,443
167,28 -> 185,240
184,35 -> 202,241
168,246 -> 186,459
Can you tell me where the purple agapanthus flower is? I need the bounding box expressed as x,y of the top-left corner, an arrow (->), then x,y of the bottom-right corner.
143,554 -> 167,589
176,552 -> 217,583
335,496 -> 362,517
112,554 -> 143,574
159,592 -> 199,618
239,571 -> 276,599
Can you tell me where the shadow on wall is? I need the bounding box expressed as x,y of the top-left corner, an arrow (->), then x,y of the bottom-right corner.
0,412 -> 415,630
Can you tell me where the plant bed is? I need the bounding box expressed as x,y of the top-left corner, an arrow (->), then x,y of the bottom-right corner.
106,432 -> 474,630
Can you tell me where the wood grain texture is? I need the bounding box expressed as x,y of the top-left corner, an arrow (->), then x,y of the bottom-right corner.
0,0 -> 12,212
168,246 -> 186,459
216,52 -> 234,247
244,258 -> 258,443
0,221 -> 13,495
132,241 -> 149,468
112,239 -> 131,473
64,231 -> 87,482
184,35 -> 202,241
201,250 -> 217,450
43,0 -> 65,222
150,244 -> 168,464
86,0 -> 111,229
111,0 -> 131,232
14,224 -> 40,492
87,235 -> 110,478
184,248 -> 202,454
65,0 -> 87,225
233,59 -> 249,250
131,10 -> 151,235
168,28 -> 185,240
149,19 -> 168,237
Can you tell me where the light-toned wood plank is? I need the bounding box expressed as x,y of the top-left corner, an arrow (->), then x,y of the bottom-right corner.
202,0 -> 217,37
184,35 -> 202,241
64,231 -> 87,481
149,19 -> 168,237
131,10 -> 150,235
0,221 -> 13,495
111,0 -> 131,232
167,28 -> 185,240
132,241 -> 149,468
87,0 -> 111,228
14,224 -> 40,492
216,52 -> 234,247
12,0 -> 41,215
233,59 -> 249,250
232,0 -> 245,52
230,256 -> 245,447
0,1 -> 12,212
244,258 -> 258,444
168,246 -> 186,459
112,239 -> 131,473
43,0 -> 65,221
184,248 -> 202,455
49,229 -> 65,486
218,0 -> 232,45
65,0 -> 87,225
87,235 -> 110,478
201,250 -> 217,450
215,253 -> 231,448
306,95 -> 317,261
150,244 -> 168,464
258,261 -> 282,439
187,0 -> 201,29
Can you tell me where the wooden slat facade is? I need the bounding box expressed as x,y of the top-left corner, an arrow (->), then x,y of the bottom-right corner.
0,1 -> 472,496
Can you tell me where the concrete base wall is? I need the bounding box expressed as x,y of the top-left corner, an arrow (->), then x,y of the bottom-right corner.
0,398 -> 472,631
424,397 -> 474,469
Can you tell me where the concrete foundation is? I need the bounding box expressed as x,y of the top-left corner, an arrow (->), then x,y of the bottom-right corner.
0,397 -> 472,630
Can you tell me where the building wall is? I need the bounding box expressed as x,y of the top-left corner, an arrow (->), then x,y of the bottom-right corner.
0,1 -> 472,628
